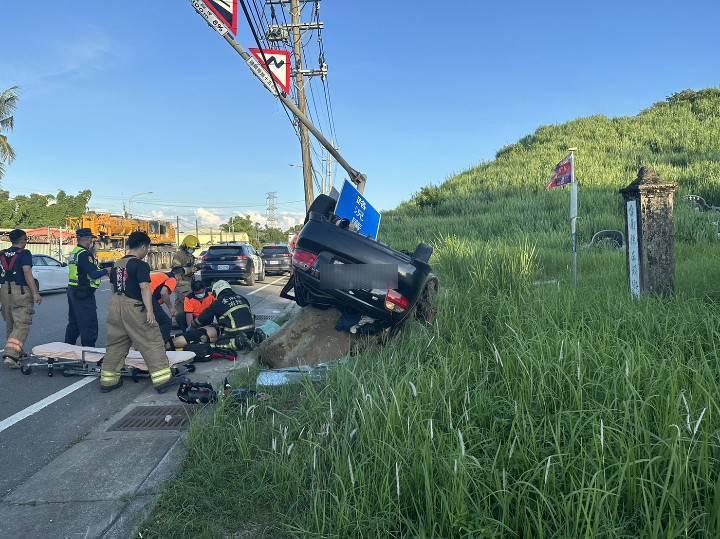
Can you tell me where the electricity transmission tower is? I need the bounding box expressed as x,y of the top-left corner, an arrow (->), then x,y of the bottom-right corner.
266,191 -> 278,229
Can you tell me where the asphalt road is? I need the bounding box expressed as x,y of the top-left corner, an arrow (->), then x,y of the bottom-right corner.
0,275 -> 290,499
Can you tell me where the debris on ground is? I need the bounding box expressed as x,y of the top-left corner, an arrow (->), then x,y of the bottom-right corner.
256,363 -> 337,386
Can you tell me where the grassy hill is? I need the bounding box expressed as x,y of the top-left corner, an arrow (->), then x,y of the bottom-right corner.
143,89 -> 720,537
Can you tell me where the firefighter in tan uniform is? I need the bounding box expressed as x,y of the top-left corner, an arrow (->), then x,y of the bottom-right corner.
1,229 -> 42,368
171,235 -> 199,328
100,231 -> 180,393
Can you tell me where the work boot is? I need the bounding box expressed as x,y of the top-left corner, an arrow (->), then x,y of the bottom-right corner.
154,375 -> 189,394
99,379 -> 124,393
3,357 -> 20,369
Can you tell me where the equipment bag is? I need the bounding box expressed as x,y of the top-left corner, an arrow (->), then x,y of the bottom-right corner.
177,380 -> 217,404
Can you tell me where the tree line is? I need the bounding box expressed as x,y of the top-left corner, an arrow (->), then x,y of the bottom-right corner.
220,214 -> 302,248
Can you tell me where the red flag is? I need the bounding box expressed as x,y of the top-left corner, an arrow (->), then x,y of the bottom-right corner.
546,156 -> 573,189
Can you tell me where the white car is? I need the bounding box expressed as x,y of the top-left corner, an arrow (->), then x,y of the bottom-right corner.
31,255 -> 69,293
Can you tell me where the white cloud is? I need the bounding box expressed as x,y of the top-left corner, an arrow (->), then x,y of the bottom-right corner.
196,207 -> 223,227
239,210 -> 304,231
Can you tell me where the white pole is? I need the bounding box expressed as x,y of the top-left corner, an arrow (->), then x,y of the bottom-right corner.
569,148 -> 578,288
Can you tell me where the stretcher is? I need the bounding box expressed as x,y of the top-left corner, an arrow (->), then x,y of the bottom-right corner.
21,342 -> 197,379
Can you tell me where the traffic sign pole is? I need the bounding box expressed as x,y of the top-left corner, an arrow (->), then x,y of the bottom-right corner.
188,0 -> 366,195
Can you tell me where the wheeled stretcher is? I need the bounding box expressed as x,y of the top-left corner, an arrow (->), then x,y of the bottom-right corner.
21,342 -> 196,379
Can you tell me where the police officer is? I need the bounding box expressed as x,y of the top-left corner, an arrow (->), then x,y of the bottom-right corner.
100,231 -> 179,393
171,235 -> 199,326
64,228 -> 109,347
0,229 -> 42,367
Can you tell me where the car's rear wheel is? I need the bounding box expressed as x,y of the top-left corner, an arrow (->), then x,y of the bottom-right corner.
245,266 -> 255,286
414,278 -> 439,326
257,265 -> 265,282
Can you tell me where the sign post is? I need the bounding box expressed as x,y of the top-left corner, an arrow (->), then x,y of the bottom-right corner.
334,180 -> 381,240
546,149 -> 579,288
569,148 -> 578,289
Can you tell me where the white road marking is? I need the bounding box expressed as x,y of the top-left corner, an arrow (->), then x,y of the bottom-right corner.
246,276 -> 286,296
0,377 -> 96,434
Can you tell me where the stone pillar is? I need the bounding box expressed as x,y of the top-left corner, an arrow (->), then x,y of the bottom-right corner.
620,167 -> 677,297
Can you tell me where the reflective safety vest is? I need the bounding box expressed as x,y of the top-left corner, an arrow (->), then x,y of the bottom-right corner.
68,246 -> 101,289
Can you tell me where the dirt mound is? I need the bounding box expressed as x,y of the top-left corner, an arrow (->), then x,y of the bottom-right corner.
257,306 -> 354,368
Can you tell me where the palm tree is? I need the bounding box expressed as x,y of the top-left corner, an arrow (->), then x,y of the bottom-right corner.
0,86 -> 19,180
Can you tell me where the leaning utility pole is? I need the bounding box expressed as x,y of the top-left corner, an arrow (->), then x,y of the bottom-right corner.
290,0 -> 314,210
189,0 -> 366,198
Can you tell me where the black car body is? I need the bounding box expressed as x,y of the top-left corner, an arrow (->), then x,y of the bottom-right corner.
281,195 -> 438,330
197,243 -> 265,285
260,244 -> 292,275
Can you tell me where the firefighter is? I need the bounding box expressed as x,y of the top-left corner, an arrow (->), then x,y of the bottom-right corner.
100,231 -> 179,393
179,279 -> 214,331
171,235 -> 200,327
64,228 -> 109,347
0,229 -> 42,367
172,280 -> 254,352
149,266 -> 184,346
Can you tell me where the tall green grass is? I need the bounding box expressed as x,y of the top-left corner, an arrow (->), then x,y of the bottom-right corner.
142,89 -> 720,537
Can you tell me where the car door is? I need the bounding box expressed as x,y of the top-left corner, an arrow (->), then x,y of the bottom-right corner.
44,256 -> 67,290
249,246 -> 262,275
31,256 -> 49,292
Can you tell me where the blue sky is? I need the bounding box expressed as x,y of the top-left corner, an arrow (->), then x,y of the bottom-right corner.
1,0 -> 718,231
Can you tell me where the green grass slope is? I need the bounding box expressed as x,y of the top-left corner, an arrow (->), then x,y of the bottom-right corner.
142,89 -> 720,538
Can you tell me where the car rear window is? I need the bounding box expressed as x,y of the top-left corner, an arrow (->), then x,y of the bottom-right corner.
207,246 -> 244,256
261,246 -> 289,255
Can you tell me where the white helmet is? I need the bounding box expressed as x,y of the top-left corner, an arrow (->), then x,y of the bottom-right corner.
211,280 -> 232,296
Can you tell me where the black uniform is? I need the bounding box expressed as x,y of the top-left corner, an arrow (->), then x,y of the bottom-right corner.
65,247 -> 106,347
192,289 -> 255,351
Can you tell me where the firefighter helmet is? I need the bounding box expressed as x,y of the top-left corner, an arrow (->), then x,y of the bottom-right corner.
181,235 -> 200,249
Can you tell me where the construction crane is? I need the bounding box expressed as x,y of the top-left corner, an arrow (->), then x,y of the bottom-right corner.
66,212 -> 177,269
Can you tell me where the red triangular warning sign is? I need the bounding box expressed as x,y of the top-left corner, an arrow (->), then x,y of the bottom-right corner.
202,0 -> 238,35
250,48 -> 292,95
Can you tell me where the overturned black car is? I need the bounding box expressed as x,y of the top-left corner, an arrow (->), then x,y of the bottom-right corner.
281,194 -> 438,334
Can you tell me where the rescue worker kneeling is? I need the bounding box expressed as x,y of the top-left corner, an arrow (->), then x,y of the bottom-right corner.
180,279 -> 214,331
172,280 -> 254,353
149,266 -> 184,347
100,231 -> 182,393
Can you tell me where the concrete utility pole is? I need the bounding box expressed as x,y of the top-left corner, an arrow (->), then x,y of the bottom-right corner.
290,0 -> 314,210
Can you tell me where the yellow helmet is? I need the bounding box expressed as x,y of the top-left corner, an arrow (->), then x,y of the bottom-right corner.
181,235 -> 200,249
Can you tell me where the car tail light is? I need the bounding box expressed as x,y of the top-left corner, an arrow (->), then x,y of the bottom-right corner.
235,256 -> 248,261
385,289 -> 410,313
282,253 -> 291,257
293,249 -> 318,270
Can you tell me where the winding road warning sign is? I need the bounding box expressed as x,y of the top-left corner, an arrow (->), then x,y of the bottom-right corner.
249,49 -> 292,95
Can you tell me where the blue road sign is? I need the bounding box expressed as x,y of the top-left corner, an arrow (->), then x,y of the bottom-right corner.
335,180 -> 381,240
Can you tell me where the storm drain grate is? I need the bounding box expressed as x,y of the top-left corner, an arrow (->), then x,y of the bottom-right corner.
108,405 -> 197,432
255,314 -> 277,321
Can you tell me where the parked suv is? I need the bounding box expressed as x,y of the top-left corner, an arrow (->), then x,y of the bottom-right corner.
197,243 -> 265,286
260,244 -> 292,275
281,195 -> 438,332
